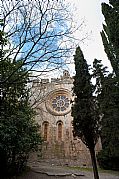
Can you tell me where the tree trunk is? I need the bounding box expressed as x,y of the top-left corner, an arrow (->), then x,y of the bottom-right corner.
89,147 -> 99,179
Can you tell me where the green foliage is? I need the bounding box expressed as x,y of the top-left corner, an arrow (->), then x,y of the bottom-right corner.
93,59 -> 108,94
72,47 -> 100,149
0,105 -> 41,177
0,23 -> 42,177
98,76 -> 119,170
101,1 -> 119,79
72,47 -> 100,179
93,59 -> 119,171
97,150 -> 119,171
98,0 -> 119,170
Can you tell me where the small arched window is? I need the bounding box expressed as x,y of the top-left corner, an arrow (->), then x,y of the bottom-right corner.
57,121 -> 63,141
43,121 -> 49,141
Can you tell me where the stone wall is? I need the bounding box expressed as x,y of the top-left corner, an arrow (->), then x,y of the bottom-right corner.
31,71 -> 102,166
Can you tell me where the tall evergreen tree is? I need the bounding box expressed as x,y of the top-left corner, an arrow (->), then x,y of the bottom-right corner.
72,47 -> 100,179
101,0 -> 119,79
98,0 -> 119,170
93,59 -> 119,170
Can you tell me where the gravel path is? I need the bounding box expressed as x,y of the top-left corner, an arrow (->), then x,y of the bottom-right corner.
17,162 -> 119,179
18,171 -> 119,179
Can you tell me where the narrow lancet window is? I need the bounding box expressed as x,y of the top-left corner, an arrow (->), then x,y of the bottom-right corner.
43,122 -> 49,141
57,121 -> 63,141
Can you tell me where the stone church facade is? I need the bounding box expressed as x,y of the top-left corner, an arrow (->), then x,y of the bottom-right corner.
31,70 -> 101,166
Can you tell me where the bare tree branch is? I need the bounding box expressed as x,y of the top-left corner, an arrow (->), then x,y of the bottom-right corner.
0,0 -> 85,85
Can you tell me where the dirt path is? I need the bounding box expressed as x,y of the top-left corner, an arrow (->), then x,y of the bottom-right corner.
18,171 -> 119,179
17,162 -> 119,179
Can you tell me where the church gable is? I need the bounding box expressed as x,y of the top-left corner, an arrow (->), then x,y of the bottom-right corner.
31,71 -> 101,166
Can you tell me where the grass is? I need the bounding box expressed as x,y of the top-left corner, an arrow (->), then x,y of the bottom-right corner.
66,166 -> 119,176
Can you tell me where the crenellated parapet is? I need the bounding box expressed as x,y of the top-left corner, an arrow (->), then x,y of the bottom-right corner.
32,70 -> 73,88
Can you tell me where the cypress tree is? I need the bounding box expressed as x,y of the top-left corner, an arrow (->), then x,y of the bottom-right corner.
98,0 -> 119,170
101,0 -> 119,79
93,59 -> 119,170
72,47 -> 100,179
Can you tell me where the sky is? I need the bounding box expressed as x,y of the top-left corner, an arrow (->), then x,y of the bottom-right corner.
4,0 -> 112,78
66,0 -> 112,74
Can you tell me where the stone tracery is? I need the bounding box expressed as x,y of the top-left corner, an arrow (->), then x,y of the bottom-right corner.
45,89 -> 72,116
52,95 -> 70,112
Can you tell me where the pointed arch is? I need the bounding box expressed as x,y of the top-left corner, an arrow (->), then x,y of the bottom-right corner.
57,120 -> 63,141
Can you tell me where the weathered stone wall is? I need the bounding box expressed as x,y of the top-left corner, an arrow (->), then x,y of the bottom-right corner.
31,71 -> 102,166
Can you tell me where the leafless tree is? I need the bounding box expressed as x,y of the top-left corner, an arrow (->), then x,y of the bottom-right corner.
0,0 -> 87,111
0,0 -> 85,82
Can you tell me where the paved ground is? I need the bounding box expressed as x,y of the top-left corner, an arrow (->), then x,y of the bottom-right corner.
17,162 -> 119,179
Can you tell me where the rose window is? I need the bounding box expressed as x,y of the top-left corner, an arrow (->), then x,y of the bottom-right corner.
52,95 -> 70,112
45,89 -> 72,116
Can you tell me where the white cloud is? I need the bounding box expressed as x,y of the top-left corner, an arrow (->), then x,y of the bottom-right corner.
66,0 -> 112,71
